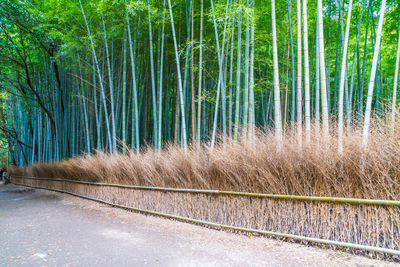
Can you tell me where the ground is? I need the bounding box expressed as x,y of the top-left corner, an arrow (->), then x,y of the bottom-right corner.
0,184 -> 398,267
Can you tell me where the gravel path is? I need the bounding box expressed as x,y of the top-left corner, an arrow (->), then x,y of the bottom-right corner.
0,184 -> 397,267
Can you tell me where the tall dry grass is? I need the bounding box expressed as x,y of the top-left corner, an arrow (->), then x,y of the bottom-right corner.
9,119 -> 400,199
7,118 -> 400,257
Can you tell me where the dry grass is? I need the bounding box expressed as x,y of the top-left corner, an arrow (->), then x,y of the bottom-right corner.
7,118 -> 400,258
9,120 -> 400,198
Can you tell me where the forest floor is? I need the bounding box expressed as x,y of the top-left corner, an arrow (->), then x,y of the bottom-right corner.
0,184 -> 398,267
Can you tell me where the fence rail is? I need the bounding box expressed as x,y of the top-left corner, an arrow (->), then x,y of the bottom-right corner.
10,175 -> 400,206
9,175 -> 400,257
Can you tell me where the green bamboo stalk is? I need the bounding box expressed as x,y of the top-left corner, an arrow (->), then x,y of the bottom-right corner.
242,0 -> 250,137
303,0 -> 310,143
288,0 -> 296,123
391,20 -> 400,129
168,0 -> 187,149
122,26 -> 127,154
197,0 -> 204,144
248,0 -> 255,137
338,0 -> 353,153
228,17 -> 235,138
101,13 -> 117,153
158,0 -> 166,150
271,0 -> 282,141
210,0 -> 229,148
363,0 -> 386,147
315,14 -> 320,133
349,0 -> 366,125
147,0 -> 158,148
190,0 -> 196,146
317,0 -> 329,137
125,1 -> 140,153
234,1 -> 242,140
296,0 -> 302,141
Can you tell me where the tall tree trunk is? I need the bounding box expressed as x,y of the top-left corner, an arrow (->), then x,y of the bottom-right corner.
338,0 -> 353,153
147,0 -> 158,147
296,0 -> 302,141
122,26 -> 127,154
363,0 -> 386,147
349,0 -> 366,125
243,0 -> 250,136
303,0 -> 311,143
288,0 -> 296,123
210,0 -> 229,148
125,1 -> 140,153
248,0 -> 255,137
168,0 -> 188,149
284,42 -> 290,131
271,0 -> 282,141
158,0 -> 166,150
190,0 -> 195,146
101,14 -> 117,153
315,16 -> 320,134
228,17 -> 235,138
317,0 -> 329,138
197,0 -> 204,144
391,22 -> 400,129
234,1 -> 242,140
77,56 -> 90,155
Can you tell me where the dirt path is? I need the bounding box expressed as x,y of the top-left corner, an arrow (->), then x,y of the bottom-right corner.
0,184 -> 397,267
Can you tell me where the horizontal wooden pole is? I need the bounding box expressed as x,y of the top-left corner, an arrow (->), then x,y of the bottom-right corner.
10,180 -> 400,257
10,175 -> 400,206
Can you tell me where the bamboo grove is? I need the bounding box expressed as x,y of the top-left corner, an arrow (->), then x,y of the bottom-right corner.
1,0 -> 399,165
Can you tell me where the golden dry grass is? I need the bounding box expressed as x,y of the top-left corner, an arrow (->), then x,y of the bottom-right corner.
9,120 -> 400,198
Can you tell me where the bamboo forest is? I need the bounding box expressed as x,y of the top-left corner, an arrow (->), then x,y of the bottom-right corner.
3,0 -> 400,260
1,0 -> 399,163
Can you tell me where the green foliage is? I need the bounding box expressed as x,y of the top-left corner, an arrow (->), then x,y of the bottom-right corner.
1,0 -> 400,165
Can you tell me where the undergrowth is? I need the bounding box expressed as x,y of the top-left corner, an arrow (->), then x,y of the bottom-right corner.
9,119 -> 400,200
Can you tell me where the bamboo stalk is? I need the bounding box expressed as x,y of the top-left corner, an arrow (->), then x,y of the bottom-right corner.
10,175 -> 400,206
363,0 -> 386,147
10,180 -> 400,257
271,0 -> 282,141
168,0 -> 188,149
